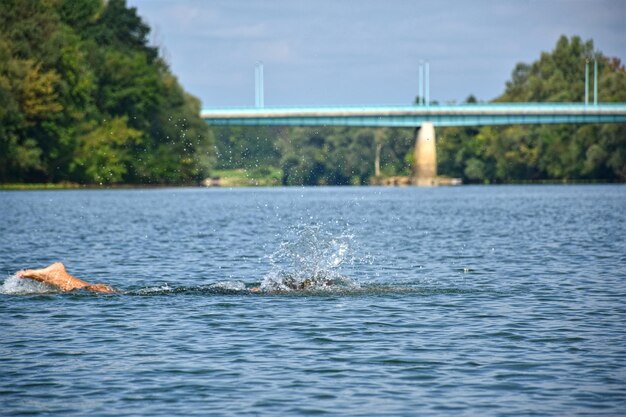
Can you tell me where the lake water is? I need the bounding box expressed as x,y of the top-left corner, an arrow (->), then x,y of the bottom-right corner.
1,185 -> 625,416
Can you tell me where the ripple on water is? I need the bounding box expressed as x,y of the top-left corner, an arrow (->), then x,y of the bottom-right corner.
2,186 -> 626,416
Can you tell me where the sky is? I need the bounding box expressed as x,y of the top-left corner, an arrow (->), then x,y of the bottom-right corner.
127,0 -> 625,108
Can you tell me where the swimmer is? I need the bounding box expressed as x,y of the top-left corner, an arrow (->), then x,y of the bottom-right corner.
16,262 -> 334,294
16,262 -> 117,293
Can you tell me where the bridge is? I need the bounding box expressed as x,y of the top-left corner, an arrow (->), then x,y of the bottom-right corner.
201,103 -> 626,127
201,103 -> 626,185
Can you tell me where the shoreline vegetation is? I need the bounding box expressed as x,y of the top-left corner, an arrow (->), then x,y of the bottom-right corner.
2,177 -> 622,191
1,1 -> 625,187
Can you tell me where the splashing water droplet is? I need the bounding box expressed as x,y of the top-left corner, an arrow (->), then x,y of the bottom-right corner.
0,275 -> 58,295
259,224 -> 360,292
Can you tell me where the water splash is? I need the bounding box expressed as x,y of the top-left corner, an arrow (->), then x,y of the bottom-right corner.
1,226 -> 364,296
259,224 -> 361,292
128,281 -> 249,296
209,280 -> 247,292
0,274 -> 58,295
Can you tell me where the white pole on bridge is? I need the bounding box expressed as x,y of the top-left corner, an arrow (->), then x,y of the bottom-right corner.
425,61 -> 430,106
259,62 -> 264,108
418,61 -> 424,106
255,64 -> 259,107
255,62 -> 265,108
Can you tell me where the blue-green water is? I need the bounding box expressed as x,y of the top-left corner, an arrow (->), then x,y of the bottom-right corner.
1,185 -> 625,416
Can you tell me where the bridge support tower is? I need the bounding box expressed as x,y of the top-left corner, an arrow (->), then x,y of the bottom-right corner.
413,122 -> 437,186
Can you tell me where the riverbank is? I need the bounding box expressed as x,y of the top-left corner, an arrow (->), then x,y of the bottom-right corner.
0,183 -> 84,190
203,168 -> 283,187
0,183 -> 197,191
2,177 -> 622,190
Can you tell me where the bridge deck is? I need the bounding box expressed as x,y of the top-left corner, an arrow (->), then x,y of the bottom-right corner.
201,103 -> 626,127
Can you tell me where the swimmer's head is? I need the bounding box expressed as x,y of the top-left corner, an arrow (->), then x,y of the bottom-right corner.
84,283 -> 117,294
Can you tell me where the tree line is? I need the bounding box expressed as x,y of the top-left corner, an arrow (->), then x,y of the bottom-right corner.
0,0 -> 213,184
437,36 -> 626,183
212,125 -> 414,185
214,36 -> 626,184
1,1 -> 624,186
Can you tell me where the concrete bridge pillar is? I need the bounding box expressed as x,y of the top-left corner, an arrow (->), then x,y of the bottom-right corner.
413,122 -> 437,186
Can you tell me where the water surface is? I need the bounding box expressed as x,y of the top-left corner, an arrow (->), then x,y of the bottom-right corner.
1,185 -> 625,416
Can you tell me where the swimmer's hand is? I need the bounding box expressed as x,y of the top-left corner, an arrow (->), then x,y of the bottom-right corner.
16,268 -> 49,282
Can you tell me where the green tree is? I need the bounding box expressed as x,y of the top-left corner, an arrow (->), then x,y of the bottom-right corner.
73,116 -> 142,183
438,36 -> 626,183
213,125 -> 281,170
0,0 -> 214,184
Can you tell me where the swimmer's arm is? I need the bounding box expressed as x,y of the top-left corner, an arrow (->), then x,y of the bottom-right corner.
16,263 -> 117,293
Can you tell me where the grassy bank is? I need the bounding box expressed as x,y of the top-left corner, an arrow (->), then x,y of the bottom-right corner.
0,183 -> 198,190
208,167 -> 283,187
0,183 -> 84,190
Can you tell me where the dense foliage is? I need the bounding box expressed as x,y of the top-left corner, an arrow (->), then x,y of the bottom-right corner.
0,0 -> 213,184
214,125 -> 414,185
438,36 -> 626,183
